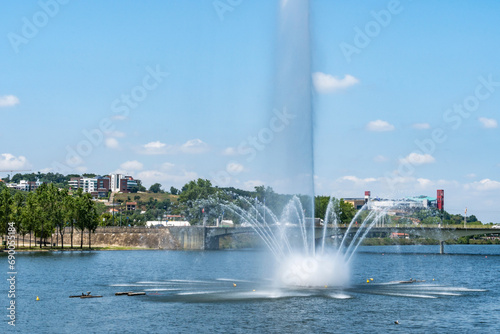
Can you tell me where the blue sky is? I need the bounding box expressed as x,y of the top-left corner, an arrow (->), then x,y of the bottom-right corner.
1,0 -> 499,223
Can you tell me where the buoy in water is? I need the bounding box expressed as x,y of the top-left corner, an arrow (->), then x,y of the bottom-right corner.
233,283 -> 237,287
252,289 -> 255,292
394,320 -> 399,325
36,296 -> 39,301
366,279 -> 370,283
370,278 -> 373,281
324,285 -> 328,288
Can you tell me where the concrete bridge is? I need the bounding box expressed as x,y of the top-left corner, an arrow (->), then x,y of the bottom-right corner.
168,225 -> 499,253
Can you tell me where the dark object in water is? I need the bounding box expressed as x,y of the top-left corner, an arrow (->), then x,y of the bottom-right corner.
115,291 -> 133,296
80,295 -> 102,299
127,292 -> 146,296
399,279 -> 425,284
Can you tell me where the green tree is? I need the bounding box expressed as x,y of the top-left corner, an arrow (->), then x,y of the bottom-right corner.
99,212 -> 113,226
22,192 -> 38,248
53,188 -> 70,249
129,185 -> 140,193
0,188 -> 13,249
34,183 -> 55,248
149,183 -> 163,193
64,193 -> 77,248
315,196 -> 330,219
11,192 -> 25,248
337,199 -> 356,224
179,179 -> 217,203
73,189 -> 99,249
170,186 -> 179,195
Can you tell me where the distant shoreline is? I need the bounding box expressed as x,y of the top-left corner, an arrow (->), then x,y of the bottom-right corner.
3,239 -> 499,253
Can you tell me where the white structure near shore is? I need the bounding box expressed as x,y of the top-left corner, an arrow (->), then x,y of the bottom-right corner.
146,221 -> 191,227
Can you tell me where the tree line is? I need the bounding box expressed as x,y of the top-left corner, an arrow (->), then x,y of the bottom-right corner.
0,183 -> 99,249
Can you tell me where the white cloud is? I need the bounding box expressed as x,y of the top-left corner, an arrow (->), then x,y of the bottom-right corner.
0,95 -> 20,107
412,123 -> 430,130
399,153 -> 435,165
222,147 -> 237,156
141,141 -> 167,154
145,141 -> 166,149
120,160 -> 143,171
39,167 -> 53,173
312,72 -> 359,93
373,155 -> 388,163
227,162 -> 244,174
0,153 -> 29,170
179,139 -> 209,154
366,120 -> 395,132
466,179 -> 500,191
478,117 -> 498,129
340,175 -> 377,184
243,180 -> 265,190
465,173 -> 476,178
161,162 -> 176,171
105,138 -> 120,149
140,139 -> 209,155
137,168 -> 197,188
416,178 -> 433,188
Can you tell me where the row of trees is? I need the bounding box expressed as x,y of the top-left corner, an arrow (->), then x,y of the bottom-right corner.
0,183 -> 99,249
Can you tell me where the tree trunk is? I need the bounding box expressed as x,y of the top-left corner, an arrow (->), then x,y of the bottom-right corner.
40,222 -> 43,249
56,226 -> 59,248
60,229 -> 64,250
71,222 -> 73,249
88,229 -> 91,249
29,231 -> 32,249
80,228 -> 83,249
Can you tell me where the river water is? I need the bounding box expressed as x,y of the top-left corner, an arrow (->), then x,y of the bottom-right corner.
2,245 -> 499,333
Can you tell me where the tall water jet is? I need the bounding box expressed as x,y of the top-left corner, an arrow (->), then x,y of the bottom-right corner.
267,0 -> 315,233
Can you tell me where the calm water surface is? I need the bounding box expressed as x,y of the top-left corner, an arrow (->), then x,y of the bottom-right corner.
2,245 -> 499,333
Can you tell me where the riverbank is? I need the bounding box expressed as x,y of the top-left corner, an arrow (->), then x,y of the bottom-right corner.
1,245 -> 157,252
3,230 -> 498,253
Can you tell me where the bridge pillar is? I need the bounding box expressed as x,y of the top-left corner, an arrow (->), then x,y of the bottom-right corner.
203,227 -> 220,250
439,241 -> 445,254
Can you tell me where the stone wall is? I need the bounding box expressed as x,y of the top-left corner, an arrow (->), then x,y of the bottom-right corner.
8,227 -> 218,250
57,227 -> 182,249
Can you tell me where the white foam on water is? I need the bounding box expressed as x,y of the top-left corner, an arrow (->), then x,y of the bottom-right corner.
215,278 -> 255,283
110,284 -> 148,287
169,279 -> 217,284
177,290 -> 222,296
328,293 -> 352,299
384,292 -> 437,299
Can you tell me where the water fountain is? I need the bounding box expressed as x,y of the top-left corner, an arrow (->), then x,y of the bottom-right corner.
223,195 -> 388,288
